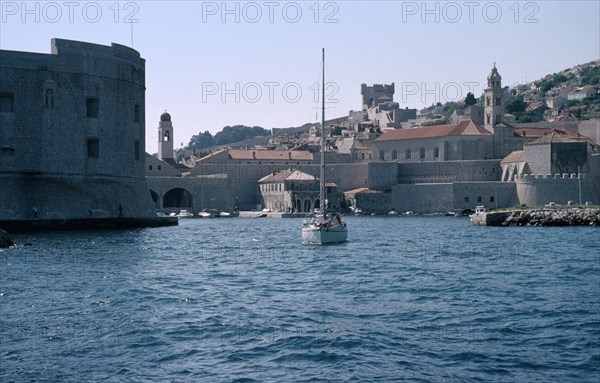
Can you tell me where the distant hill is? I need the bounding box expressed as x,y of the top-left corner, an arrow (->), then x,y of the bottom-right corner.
186,125 -> 270,150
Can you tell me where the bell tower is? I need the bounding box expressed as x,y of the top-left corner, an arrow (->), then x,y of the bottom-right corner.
158,111 -> 173,161
484,63 -> 504,133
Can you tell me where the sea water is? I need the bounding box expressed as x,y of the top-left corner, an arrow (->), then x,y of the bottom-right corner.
1,216 -> 599,382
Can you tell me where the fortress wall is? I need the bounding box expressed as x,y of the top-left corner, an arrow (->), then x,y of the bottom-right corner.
0,173 -> 155,220
390,181 -> 518,214
397,160 -> 501,185
391,183 -> 454,214
186,163 -> 369,210
0,39 -> 154,220
516,174 -> 598,206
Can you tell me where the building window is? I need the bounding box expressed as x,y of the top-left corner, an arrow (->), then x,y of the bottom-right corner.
87,138 -> 100,158
496,97 -> 501,106
163,130 -> 170,142
419,148 -> 425,159
135,140 -> 140,160
464,197 -> 469,203
134,104 -> 140,123
157,165 -> 162,171
361,153 -> 365,160
86,98 -> 99,118
0,93 -> 14,112
379,150 -> 385,161
433,147 -> 439,158
149,165 -> 153,170
486,96 -> 490,107
490,196 -> 495,203
405,149 -> 411,159
477,196 -> 482,203
392,150 -> 397,160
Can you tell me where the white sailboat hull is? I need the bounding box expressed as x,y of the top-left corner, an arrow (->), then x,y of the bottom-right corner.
302,225 -> 348,244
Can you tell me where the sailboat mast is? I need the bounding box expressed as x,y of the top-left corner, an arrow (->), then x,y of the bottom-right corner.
320,48 -> 325,213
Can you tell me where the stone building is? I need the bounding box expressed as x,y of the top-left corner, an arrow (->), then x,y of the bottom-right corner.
257,169 -> 339,213
0,39 -> 158,222
372,120 -> 494,162
361,83 -> 395,111
144,113 -> 364,213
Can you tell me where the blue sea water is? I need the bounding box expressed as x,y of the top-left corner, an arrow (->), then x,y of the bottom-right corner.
0,216 -> 599,382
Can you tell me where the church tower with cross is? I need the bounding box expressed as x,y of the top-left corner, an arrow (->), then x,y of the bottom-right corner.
484,63 -> 504,132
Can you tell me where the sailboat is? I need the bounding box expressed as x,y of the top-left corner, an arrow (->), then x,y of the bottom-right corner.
301,48 -> 348,244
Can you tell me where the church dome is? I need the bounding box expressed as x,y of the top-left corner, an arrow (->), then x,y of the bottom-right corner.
160,112 -> 171,122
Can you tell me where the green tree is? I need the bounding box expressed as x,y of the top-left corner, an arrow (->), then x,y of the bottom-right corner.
505,98 -> 527,114
213,125 -> 270,145
443,102 -> 461,118
188,130 -> 214,149
464,92 -> 477,106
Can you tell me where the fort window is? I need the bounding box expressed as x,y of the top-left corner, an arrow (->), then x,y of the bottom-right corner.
134,104 -> 141,123
86,98 -> 99,118
490,196 -> 495,203
0,147 -> 15,156
392,150 -> 398,160
405,149 -> 411,159
433,147 -> 440,158
419,148 -> 425,159
464,197 -> 469,203
87,138 -> 100,158
149,165 -> 153,171
45,89 -> 54,108
0,93 -> 14,112
477,196 -> 482,203
135,140 -> 140,160
157,165 -> 162,171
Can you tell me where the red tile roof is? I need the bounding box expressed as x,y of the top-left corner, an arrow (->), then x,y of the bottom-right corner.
501,150 -> 524,163
229,149 -> 313,161
526,132 -> 588,145
374,120 -> 490,141
514,128 -> 583,139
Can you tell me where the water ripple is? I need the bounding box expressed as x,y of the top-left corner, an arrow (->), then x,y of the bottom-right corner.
1,217 -> 598,382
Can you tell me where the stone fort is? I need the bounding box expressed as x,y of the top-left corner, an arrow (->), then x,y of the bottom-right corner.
0,39 -> 158,221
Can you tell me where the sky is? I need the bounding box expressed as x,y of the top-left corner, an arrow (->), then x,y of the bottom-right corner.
1,0 -> 599,153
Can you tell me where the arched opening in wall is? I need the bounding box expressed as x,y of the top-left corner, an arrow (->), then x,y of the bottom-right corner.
304,199 -> 312,213
149,189 -> 160,209
314,199 -> 320,210
295,199 -> 302,212
163,188 -> 192,209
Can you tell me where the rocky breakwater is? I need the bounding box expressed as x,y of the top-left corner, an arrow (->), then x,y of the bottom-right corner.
1,229 -> 14,248
503,208 -> 600,227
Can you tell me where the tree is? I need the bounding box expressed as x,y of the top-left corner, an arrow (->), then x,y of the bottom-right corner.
505,98 -> 527,114
213,125 -> 269,145
443,102 -> 461,118
188,130 -> 214,149
464,92 -> 477,106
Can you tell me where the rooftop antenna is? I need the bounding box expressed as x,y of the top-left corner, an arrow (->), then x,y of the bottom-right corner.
130,20 -> 134,48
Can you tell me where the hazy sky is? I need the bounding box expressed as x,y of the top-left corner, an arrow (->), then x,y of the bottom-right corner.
1,0 -> 599,153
